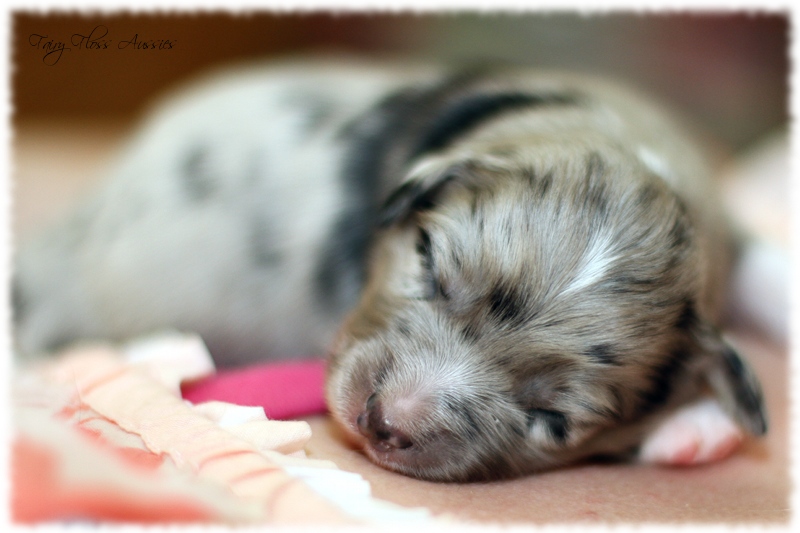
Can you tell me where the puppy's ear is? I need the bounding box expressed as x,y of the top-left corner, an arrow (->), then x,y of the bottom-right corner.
693,324 -> 768,436
379,161 -> 475,227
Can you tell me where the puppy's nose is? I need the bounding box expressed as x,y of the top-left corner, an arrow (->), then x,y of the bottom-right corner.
356,393 -> 414,451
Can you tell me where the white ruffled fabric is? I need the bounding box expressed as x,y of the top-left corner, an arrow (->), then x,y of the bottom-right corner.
12,332 -> 435,525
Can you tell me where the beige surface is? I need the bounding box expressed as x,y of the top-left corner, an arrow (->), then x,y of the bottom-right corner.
11,119 -> 791,524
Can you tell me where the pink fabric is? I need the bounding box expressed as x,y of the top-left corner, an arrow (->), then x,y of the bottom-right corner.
12,341 -> 353,524
181,359 -> 328,420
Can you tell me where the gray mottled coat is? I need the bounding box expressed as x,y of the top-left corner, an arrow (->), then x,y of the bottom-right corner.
13,58 -> 767,481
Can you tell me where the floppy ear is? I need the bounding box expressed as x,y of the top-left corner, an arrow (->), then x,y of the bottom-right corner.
693,324 -> 768,436
379,160 -> 477,227
379,178 -> 451,227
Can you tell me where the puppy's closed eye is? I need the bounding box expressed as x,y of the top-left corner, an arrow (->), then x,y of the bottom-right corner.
527,408 -> 569,444
415,227 -> 453,302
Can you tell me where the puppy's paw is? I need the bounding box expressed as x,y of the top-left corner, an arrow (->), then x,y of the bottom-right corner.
638,398 -> 744,466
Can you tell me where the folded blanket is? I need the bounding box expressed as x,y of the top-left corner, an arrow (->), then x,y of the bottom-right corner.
11,333 -> 435,525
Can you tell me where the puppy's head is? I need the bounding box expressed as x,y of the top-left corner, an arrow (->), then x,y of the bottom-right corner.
326,150 -> 767,481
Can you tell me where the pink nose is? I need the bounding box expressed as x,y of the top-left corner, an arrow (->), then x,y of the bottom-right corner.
356,394 -> 414,452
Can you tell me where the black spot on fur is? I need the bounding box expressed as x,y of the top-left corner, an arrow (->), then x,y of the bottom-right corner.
414,178 -> 455,213
281,91 -> 335,133
533,171 -> 553,198
674,299 -> 698,332
408,91 -> 578,159
635,347 -> 689,417
494,354 -> 515,368
539,318 -> 565,328
580,398 -> 619,420
668,197 -> 692,250
469,193 -> 480,218
380,175 -> 458,227
182,145 -> 216,201
248,215 -> 282,267
437,280 -> 450,300
607,385 -> 625,421
396,320 -> 412,337
11,279 -> 26,323
527,409 -> 569,443
460,322 -> 482,344
315,210 -> 372,312
636,183 -> 660,207
585,151 -> 605,180
603,274 -> 661,295
416,227 -> 434,267
451,251 -> 463,271
415,227 -> 443,300
488,283 -> 525,324
723,346 -> 744,377
444,398 -> 482,438
375,362 -> 391,388
380,180 -> 423,226
583,154 -> 611,222
720,346 -> 767,434
306,104 -> 333,131
584,343 -> 620,366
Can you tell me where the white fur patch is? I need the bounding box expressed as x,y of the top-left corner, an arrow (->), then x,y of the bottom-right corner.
562,234 -> 619,295
637,145 -> 673,182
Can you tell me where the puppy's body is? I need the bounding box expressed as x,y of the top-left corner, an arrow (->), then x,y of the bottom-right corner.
14,59 -> 767,481
15,60 -> 422,364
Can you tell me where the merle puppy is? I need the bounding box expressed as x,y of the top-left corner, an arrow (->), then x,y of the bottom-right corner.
14,59 -> 768,482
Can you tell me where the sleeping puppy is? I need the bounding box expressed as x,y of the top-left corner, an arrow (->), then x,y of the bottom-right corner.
13,58 -> 768,482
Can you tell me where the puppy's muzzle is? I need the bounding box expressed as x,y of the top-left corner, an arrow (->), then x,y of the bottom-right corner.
350,384 -> 460,479
357,393 -> 415,452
